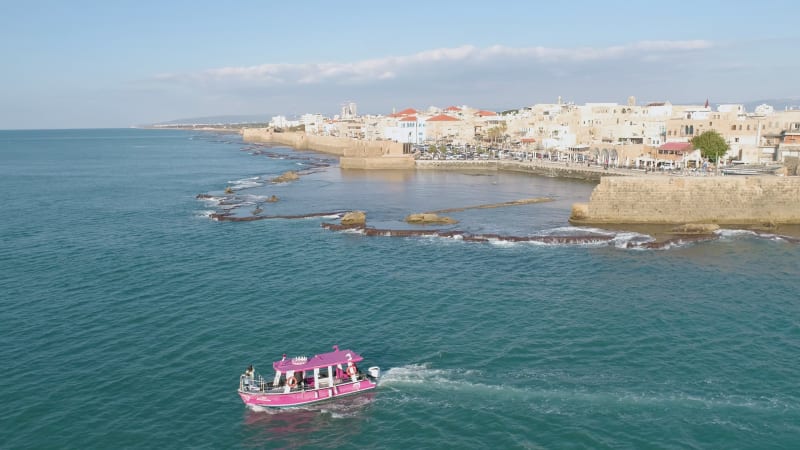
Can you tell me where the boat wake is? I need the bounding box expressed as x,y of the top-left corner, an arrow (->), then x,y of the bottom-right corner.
379,364 -> 797,414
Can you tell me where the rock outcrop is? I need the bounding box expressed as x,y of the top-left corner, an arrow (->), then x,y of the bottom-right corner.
340,211 -> 366,226
570,203 -> 589,221
271,171 -> 300,183
405,213 -> 458,225
669,223 -> 720,234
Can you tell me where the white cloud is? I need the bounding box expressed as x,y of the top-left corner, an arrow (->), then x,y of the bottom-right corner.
154,40 -> 714,87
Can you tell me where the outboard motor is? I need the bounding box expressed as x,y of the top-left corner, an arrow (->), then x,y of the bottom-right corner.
368,366 -> 381,380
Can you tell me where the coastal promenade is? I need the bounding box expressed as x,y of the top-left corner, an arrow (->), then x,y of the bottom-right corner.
416,159 -> 637,182
243,127 -> 645,180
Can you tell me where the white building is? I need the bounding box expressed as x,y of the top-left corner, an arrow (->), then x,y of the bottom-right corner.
384,115 -> 427,143
301,113 -> 325,134
269,115 -> 300,129
754,104 -> 775,116
341,102 -> 358,120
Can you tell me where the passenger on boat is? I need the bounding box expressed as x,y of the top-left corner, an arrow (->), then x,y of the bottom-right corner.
244,365 -> 254,378
346,361 -> 358,377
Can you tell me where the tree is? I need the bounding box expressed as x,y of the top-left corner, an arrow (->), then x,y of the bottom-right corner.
691,130 -> 728,162
486,123 -> 508,145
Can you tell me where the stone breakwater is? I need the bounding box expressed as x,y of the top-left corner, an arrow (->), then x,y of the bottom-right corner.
241,128 -> 415,169
571,176 -> 800,225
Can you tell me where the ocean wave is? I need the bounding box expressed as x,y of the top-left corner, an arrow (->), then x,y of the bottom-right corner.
488,238 -> 518,247
194,210 -> 216,218
338,228 -> 366,235
610,232 -> 655,249
716,229 -> 758,239
536,226 -> 615,237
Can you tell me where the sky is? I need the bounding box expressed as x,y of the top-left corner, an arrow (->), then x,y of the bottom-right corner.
1,0 -> 799,129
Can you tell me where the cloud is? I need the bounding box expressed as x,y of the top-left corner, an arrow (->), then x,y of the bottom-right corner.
154,40 -> 714,87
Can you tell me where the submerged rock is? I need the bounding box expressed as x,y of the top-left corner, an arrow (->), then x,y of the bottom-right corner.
265,195 -> 279,203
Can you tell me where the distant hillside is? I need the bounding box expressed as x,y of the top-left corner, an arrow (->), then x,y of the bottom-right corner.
741,97 -> 800,111
149,114 -> 272,126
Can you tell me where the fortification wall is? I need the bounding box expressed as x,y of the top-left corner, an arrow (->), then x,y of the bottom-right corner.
498,161 -> 607,181
241,128 -> 414,168
415,160 -> 498,171
574,176 -> 800,224
415,160 -> 611,181
340,156 -> 416,169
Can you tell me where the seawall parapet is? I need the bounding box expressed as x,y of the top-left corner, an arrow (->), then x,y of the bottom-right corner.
415,160 -> 626,182
571,176 -> 800,225
241,128 -> 414,169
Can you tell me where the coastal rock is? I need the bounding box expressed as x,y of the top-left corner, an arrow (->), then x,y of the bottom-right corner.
196,193 -> 213,199
570,203 -> 589,221
752,221 -> 777,231
271,171 -> 300,183
669,223 -> 720,234
224,186 -> 234,194
341,211 -> 366,226
405,213 -> 458,225
265,195 -> 279,203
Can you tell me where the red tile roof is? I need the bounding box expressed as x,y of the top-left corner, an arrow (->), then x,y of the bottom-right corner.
399,116 -> 417,122
426,114 -> 459,122
475,110 -> 497,117
659,142 -> 693,152
521,138 -> 537,143
444,106 -> 461,112
388,108 -> 418,117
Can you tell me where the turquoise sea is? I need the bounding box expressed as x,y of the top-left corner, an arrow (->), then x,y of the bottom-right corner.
1,129 -> 799,449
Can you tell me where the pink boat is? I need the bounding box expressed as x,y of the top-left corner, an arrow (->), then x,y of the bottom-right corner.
238,345 -> 381,408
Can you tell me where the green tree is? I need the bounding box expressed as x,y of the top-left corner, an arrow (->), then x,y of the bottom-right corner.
486,123 -> 508,145
691,130 -> 728,162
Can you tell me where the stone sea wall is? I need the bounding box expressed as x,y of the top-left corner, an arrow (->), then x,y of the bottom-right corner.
241,128 -> 414,168
572,176 -> 800,224
416,160 -> 614,181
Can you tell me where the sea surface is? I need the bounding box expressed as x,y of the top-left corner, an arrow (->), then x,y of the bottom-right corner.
1,128 -> 799,449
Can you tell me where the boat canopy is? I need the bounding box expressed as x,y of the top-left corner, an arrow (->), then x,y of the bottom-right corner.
273,348 -> 364,373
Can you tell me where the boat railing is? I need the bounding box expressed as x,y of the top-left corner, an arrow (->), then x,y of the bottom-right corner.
239,372 -> 370,393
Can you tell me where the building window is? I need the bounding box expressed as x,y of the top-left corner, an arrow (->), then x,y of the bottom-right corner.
731,125 -> 736,130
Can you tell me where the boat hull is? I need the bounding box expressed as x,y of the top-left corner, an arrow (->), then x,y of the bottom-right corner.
238,379 -> 378,408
